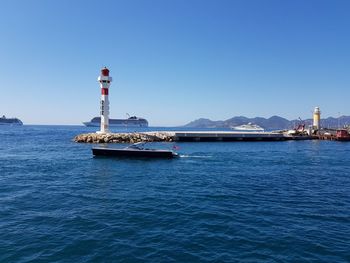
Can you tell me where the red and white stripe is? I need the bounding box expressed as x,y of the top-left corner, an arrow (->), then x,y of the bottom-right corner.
97,67 -> 113,133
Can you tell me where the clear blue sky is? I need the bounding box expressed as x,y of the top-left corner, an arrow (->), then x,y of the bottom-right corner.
0,0 -> 349,126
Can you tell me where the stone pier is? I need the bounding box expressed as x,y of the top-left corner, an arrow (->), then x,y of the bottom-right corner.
74,131 -> 314,143
74,132 -> 175,143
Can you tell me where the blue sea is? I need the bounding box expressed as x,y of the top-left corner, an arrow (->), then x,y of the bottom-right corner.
0,125 -> 349,262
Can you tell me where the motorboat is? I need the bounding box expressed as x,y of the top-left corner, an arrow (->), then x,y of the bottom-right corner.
231,123 -> 264,131
92,143 -> 179,158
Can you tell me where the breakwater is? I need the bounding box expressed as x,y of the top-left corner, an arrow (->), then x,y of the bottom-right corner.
74,131 -> 314,143
74,132 -> 175,143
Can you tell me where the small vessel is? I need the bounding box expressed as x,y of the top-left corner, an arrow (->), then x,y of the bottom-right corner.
287,121 -> 306,135
0,115 -> 23,126
336,129 -> 350,141
231,123 -> 264,131
92,143 -> 178,158
84,116 -> 148,127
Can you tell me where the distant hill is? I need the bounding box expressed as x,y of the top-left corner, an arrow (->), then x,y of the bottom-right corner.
183,116 -> 350,130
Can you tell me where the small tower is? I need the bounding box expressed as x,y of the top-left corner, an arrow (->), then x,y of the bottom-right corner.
97,67 -> 112,134
313,107 -> 321,132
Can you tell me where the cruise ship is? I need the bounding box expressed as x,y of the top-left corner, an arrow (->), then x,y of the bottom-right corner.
0,115 -> 23,125
231,123 -> 264,131
83,116 -> 149,127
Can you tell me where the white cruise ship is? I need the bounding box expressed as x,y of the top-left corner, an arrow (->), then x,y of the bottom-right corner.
0,115 -> 23,125
83,116 -> 148,127
231,123 -> 264,131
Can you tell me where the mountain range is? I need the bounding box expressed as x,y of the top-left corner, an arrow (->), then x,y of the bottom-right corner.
183,116 -> 350,130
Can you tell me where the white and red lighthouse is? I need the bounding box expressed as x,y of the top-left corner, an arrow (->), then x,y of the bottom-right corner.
97,67 -> 112,133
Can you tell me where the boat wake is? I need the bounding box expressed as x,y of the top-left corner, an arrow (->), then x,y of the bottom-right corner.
179,154 -> 213,158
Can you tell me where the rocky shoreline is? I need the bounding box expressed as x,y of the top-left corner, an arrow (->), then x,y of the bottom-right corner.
74,132 -> 175,144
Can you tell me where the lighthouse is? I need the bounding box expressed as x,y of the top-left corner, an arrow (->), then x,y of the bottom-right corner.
97,67 -> 112,134
313,106 -> 321,132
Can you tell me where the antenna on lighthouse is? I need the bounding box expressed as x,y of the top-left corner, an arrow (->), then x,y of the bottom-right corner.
97,67 -> 113,134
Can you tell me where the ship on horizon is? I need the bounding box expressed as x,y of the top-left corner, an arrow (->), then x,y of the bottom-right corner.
83,116 -> 148,127
231,122 -> 264,131
0,115 -> 23,126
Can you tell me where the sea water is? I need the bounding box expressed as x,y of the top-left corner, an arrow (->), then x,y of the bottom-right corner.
0,125 -> 349,262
